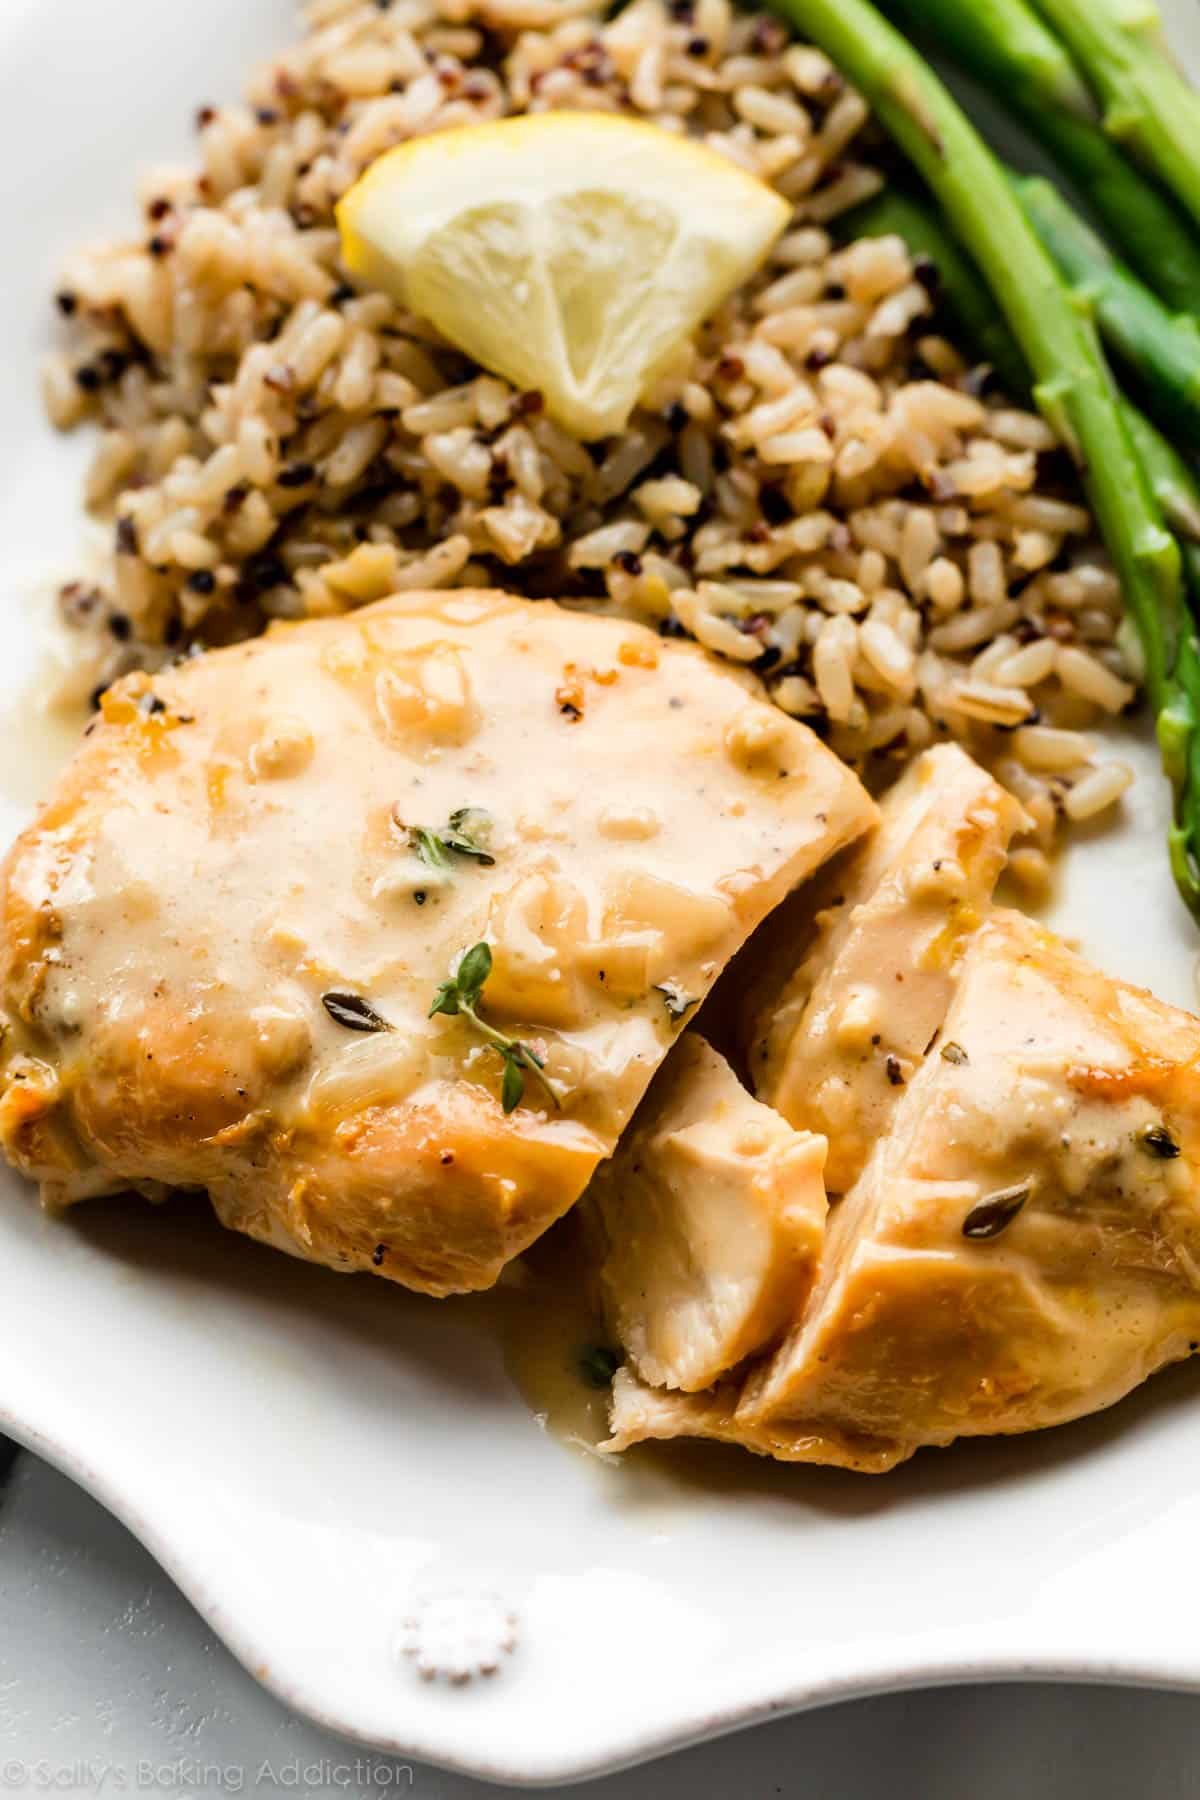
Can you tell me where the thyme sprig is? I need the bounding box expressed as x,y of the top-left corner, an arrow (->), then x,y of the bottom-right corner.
410,827 -> 452,873
429,941 -> 559,1114
409,808 -> 496,875
443,807 -> 496,863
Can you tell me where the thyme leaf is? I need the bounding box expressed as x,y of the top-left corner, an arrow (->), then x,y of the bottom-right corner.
444,806 -> 496,865
501,1054 -> 526,1114
430,939 -> 491,1016
410,826 -> 452,873
429,941 -> 560,1113
408,809 -> 496,876
578,1344 -> 621,1389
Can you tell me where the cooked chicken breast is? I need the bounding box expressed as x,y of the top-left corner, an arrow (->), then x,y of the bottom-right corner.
748,743 -> 1027,1194
590,1034 -> 827,1392
0,589 -> 873,1295
610,910 -> 1200,1469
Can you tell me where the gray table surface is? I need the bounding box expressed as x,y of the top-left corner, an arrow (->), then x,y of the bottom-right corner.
1,1438 -> 1198,1797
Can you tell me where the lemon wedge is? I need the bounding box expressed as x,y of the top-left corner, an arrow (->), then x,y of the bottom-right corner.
337,113 -> 790,440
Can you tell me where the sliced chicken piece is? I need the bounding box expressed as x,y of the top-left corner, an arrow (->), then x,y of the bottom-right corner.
0,589 -> 873,1297
607,1367 -> 745,1452
748,743 -> 1028,1193
590,1035 -> 827,1392
604,1366 -> 900,1472
610,910 -> 1200,1469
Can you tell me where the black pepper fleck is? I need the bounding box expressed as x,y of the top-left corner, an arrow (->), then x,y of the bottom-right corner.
277,460 -> 317,489
962,362 -> 1000,399
99,348 -> 130,382
912,253 -> 941,295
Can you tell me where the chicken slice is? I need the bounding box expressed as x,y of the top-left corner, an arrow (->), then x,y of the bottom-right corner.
0,589 -> 873,1296
748,743 -> 1028,1194
605,1367 -> 900,1473
610,909 -> 1200,1469
589,1035 -> 827,1392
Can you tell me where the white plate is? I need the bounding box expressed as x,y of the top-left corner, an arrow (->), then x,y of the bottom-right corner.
2,0 -> 1200,1783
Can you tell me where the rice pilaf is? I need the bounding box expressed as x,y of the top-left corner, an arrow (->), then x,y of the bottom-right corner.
42,0 -> 1139,878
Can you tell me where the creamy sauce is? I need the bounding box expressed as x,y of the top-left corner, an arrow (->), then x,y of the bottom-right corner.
0,682 -> 90,809
481,1216 -> 613,1453
475,1218 -> 808,1501
0,605 -> 97,810
0,590 -> 873,1298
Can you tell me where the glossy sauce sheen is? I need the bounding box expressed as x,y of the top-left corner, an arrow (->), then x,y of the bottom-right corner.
0,590 -> 874,1296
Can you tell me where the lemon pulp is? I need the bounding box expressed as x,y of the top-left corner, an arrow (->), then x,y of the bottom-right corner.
338,112 -> 790,439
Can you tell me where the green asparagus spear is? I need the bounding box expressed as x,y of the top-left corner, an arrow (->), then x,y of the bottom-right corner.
843,192 -> 1200,551
1018,175 -> 1200,446
1123,407 -> 1200,548
843,190 -> 1200,899
1025,0 -> 1200,233
765,0 -> 1200,910
883,0 -> 1200,315
1121,414 -> 1200,898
